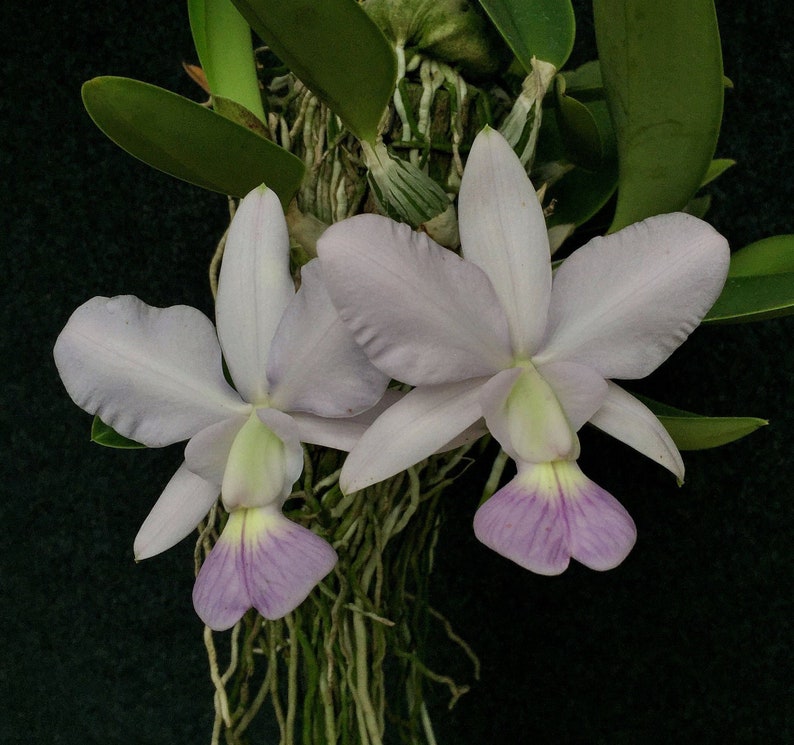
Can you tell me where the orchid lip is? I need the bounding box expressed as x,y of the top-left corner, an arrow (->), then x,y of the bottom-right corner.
192,507 -> 338,629
473,460 -> 637,575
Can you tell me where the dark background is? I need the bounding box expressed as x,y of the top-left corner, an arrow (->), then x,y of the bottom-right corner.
2,1 -> 791,743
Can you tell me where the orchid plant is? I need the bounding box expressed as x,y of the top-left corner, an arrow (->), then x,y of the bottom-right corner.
58,0 -> 793,741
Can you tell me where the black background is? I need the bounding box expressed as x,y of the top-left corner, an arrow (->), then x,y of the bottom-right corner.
2,1 -> 791,742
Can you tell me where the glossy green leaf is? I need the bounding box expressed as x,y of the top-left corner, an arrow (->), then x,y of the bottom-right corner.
82,77 -> 304,206
728,234 -> 794,277
553,76 -> 603,171
561,59 -> 604,99
701,158 -> 736,187
188,0 -> 266,122
703,237 -> 794,323
705,234 -> 794,322
537,73 -> 618,228
593,0 -> 724,232
681,159 -> 734,220
639,397 -> 767,451
702,272 -> 794,323
545,137 -> 617,228
478,0 -> 575,71
91,417 -> 146,449
229,0 -> 396,143
545,163 -> 617,229
211,96 -> 270,138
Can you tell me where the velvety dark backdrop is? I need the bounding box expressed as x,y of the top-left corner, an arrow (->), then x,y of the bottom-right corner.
3,1 -> 791,743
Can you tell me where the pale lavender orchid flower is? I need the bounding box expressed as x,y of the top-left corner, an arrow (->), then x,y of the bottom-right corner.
317,128 -> 730,575
54,186 -> 389,628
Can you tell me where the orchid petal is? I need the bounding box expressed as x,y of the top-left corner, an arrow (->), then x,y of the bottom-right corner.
473,461 -> 636,574
459,128 -> 552,356
193,507 -> 337,629
437,419 -> 489,452
318,214 -> 513,385
589,381 -> 685,481
291,412 -> 367,454
134,463 -> 219,560
535,213 -> 730,379
54,296 -> 247,447
184,415 -> 248,485
220,409 -> 302,511
480,367 -> 577,464
215,186 -> 295,402
536,360 -> 608,431
267,260 -> 389,416
317,390 -> 486,455
340,378 -> 488,492
291,390 -> 404,453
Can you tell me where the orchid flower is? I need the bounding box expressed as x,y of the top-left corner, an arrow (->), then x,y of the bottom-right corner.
317,128 -> 730,575
54,186 -> 389,629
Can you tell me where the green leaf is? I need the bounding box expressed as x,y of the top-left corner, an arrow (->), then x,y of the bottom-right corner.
727,234 -> 794,277
188,0 -> 266,122
537,73 -> 618,228
82,77 -> 304,206
703,236 -> 794,323
91,417 -> 146,449
211,95 -> 270,138
553,76 -> 604,171
229,0 -> 396,143
561,59 -> 604,99
478,0 -> 575,71
593,0 -> 724,232
702,271 -> 794,323
639,397 -> 767,451
701,158 -> 736,187
544,131 -> 617,228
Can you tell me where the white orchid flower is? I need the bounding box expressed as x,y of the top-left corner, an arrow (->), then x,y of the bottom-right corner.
54,186 -> 389,629
317,128 -> 730,575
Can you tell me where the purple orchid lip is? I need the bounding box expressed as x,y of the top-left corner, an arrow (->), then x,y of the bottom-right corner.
473,460 -> 636,575
193,507 -> 338,631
